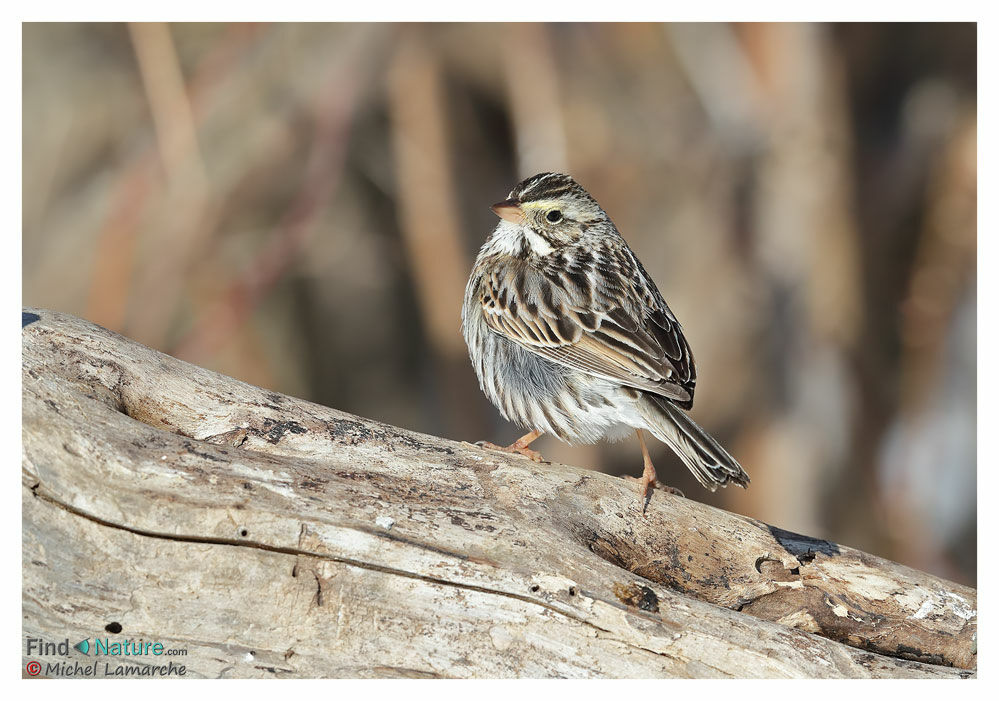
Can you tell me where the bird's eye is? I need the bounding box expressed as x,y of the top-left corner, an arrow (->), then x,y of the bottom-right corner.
546,210 -> 563,223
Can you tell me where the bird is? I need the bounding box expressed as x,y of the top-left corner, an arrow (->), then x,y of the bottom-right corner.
461,172 -> 749,510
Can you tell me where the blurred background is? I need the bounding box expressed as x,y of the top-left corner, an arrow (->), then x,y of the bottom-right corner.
22,23 -> 976,585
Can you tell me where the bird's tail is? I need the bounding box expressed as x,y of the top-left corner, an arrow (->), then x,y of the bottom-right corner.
638,396 -> 750,491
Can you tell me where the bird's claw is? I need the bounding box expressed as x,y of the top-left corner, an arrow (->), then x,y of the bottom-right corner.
624,475 -> 684,514
475,440 -> 546,463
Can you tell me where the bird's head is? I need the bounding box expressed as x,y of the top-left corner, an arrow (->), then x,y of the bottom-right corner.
489,172 -> 610,256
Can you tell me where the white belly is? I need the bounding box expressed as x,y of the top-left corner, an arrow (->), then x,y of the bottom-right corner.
463,305 -> 640,444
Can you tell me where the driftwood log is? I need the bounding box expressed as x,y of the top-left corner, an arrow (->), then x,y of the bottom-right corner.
22,309 -> 976,678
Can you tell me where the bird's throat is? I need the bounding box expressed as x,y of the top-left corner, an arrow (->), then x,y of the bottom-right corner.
487,221 -> 553,258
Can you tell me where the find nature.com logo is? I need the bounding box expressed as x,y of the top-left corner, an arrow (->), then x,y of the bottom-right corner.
25,634 -> 188,677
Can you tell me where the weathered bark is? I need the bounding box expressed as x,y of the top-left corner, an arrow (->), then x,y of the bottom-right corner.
22,309 -> 976,678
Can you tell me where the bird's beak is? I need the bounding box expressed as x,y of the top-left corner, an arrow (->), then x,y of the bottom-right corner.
491,199 -> 525,225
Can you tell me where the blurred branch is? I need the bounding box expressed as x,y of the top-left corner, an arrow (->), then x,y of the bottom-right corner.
86,24 -> 262,338
171,28 -> 383,362
879,106 -> 977,581
128,22 -> 208,189
665,22 -> 767,154
84,161 -> 157,331
720,24 -> 863,536
124,22 -> 217,348
898,108 -> 977,411
501,23 -> 569,175
386,31 -> 471,359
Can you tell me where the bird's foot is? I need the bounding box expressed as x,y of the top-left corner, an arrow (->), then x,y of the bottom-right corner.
623,475 -> 685,513
652,482 -> 685,498
475,440 -> 545,463
630,429 -> 685,513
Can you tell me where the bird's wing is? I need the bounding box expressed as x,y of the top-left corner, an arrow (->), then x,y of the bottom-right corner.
477,245 -> 695,405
